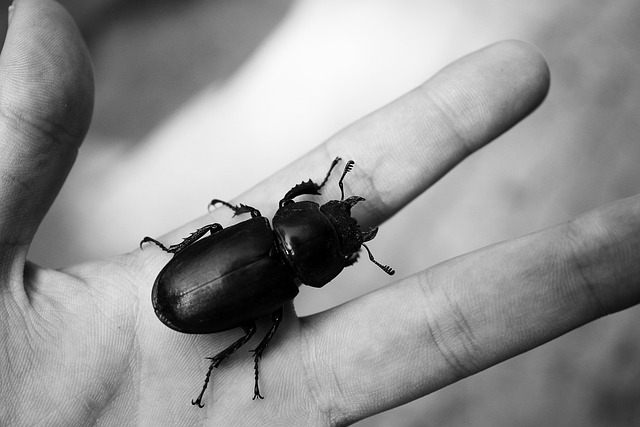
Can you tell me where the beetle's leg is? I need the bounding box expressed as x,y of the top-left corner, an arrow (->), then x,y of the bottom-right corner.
250,307 -> 284,400
209,199 -> 261,218
316,157 -> 343,192
279,157 -> 342,206
140,223 -> 223,254
191,323 -> 257,408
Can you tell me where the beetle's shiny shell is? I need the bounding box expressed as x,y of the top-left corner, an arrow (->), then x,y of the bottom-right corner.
152,217 -> 298,333
273,201 -> 345,288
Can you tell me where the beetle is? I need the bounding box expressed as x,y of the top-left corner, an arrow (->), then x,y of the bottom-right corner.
141,157 -> 394,407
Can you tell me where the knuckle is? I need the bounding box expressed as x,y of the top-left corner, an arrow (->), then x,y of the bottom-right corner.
418,275 -> 483,380
562,219 -> 611,318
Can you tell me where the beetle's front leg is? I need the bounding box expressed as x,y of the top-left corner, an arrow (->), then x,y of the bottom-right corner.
250,307 -> 284,400
279,157 -> 342,206
140,223 -> 223,254
192,323 -> 257,408
209,199 -> 261,218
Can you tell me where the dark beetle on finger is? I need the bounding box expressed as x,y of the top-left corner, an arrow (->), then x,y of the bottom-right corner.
141,157 -> 394,407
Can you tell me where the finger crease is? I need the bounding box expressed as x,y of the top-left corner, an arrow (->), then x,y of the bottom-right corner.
418,275 -> 482,380
563,221 -> 610,317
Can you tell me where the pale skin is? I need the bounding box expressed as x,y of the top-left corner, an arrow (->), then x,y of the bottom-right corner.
1,0 -> 639,425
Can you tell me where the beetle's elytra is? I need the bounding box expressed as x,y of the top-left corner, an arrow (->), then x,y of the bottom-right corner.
141,157 -> 394,407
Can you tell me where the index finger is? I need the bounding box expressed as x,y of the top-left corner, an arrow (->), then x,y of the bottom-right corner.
236,40 -> 549,228
156,40 -> 547,251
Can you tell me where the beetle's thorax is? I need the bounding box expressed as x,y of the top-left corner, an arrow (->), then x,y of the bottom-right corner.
272,199 -> 362,288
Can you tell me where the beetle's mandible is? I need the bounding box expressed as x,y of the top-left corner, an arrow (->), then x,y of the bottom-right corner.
141,157 -> 394,407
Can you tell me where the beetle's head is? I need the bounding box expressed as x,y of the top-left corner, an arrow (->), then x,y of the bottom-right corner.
320,196 -> 395,275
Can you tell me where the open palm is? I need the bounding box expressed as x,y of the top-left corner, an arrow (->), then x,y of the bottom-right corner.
2,1 -> 639,426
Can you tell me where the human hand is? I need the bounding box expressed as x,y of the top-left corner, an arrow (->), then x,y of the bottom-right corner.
2,1 -> 639,426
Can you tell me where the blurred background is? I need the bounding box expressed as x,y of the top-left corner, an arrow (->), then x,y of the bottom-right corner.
3,0 -> 640,425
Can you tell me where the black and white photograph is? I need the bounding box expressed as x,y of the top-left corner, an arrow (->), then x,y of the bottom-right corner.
1,1 -> 639,425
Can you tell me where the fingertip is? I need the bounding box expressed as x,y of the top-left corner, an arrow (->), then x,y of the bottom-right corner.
3,0 -> 94,144
488,39 -> 551,110
428,39 -> 551,145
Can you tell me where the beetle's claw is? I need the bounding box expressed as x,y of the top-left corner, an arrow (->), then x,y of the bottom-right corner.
140,236 -> 171,252
191,398 -> 205,408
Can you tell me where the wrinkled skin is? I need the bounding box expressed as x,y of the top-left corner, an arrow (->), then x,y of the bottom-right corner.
0,1 -> 638,426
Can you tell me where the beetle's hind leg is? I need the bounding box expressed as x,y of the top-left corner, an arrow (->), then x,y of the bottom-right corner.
250,307 -> 284,400
140,223 -> 223,254
209,199 -> 261,217
192,323 -> 257,408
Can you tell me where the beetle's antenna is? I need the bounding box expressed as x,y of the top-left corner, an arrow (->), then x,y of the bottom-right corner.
338,160 -> 355,201
362,244 -> 395,275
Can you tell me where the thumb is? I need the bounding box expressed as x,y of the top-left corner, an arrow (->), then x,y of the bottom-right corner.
0,0 -> 93,267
